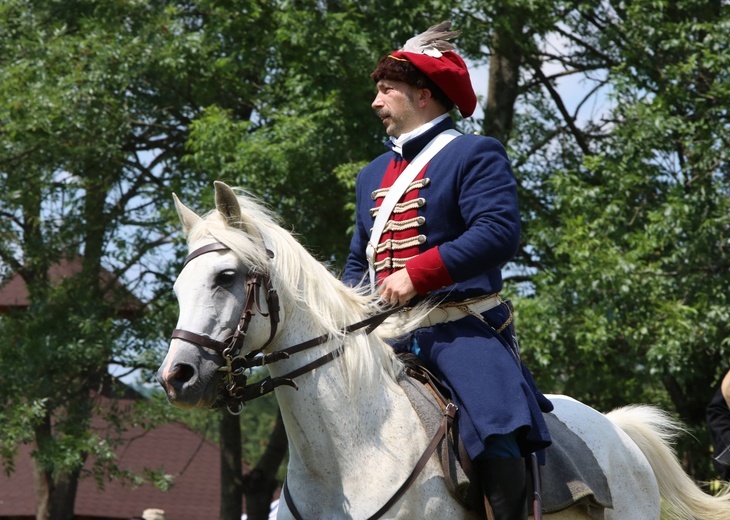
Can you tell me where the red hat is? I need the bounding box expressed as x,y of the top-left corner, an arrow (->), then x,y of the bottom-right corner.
388,49 -> 476,118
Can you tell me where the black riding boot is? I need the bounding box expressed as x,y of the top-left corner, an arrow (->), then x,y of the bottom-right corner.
477,457 -> 528,520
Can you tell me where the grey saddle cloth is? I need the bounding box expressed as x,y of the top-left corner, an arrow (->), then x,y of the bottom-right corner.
536,412 -> 613,519
398,372 -> 613,519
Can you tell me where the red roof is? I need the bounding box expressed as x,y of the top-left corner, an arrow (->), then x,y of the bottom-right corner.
0,256 -> 143,318
0,403 -> 235,519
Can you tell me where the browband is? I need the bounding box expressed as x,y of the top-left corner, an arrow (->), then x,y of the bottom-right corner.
183,241 -> 230,268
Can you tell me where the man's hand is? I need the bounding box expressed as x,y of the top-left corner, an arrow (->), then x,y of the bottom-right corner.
379,269 -> 417,306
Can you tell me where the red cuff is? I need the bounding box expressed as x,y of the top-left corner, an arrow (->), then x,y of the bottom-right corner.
405,247 -> 454,295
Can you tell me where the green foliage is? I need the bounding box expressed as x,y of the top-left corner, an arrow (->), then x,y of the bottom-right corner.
180,1 -> 409,263
0,399 -> 46,475
0,0 -> 217,506
512,0 -> 730,435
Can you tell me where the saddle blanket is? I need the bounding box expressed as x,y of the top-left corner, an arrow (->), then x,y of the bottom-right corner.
398,371 -> 613,519
536,412 -> 613,518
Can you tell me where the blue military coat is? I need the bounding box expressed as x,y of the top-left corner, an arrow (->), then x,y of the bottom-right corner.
343,117 -> 552,461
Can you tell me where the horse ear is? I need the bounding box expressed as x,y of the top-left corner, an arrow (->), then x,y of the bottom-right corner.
173,193 -> 202,235
214,181 -> 265,245
214,181 -> 242,225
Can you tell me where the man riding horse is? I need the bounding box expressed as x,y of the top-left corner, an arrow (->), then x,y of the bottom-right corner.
342,21 -> 554,519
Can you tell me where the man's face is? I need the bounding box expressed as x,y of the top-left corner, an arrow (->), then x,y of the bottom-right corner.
372,79 -> 421,138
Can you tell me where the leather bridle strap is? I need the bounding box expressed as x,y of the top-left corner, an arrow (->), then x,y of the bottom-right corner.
232,269 -> 279,360
171,240 -> 271,356
172,241 -> 279,355
227,347 -> 345,401
182,241 -> 230,268
241,305 -> 401,369
282,401 -> 458,520
170,329 -> 231,354
223,306 -> 402,403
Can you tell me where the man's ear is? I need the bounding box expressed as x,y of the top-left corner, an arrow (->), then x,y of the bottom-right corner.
418,88 -> 433,108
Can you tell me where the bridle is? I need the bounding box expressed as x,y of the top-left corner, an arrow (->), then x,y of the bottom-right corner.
170,241 -> 280,413
170,240 -> 397,414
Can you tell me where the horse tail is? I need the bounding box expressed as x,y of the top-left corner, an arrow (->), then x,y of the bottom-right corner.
606,405 -> 730,520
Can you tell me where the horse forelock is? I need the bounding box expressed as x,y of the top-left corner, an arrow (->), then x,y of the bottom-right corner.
187,190 -> 401,391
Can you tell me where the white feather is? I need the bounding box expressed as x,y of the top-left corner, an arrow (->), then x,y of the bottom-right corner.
400,21 -> 461,57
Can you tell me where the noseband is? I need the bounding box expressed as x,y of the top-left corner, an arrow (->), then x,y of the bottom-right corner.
170,241 -> 397,414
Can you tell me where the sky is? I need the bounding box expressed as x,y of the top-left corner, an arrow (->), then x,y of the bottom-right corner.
466,31 -> 614,129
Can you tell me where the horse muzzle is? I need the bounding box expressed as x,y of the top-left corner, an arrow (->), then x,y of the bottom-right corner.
156,341 -> 222,408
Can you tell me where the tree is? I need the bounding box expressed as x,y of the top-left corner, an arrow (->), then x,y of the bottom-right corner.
449,0 -> 730,479
0,1 -> 263,516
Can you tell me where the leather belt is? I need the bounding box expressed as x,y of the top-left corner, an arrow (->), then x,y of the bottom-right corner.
403,294 -> 502,328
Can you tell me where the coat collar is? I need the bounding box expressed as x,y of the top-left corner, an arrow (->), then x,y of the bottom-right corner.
385,117 -> 455,161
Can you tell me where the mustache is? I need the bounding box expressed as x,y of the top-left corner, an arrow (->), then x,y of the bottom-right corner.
375,109 -> 390,119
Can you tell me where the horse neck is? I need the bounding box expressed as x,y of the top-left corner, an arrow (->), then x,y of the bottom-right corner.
267,305 -> 409,476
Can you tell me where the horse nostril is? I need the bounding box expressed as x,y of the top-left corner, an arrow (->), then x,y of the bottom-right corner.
170,363 -> 195,385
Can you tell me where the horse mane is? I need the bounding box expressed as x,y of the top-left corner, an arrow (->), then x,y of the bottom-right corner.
186,188 -> 406,391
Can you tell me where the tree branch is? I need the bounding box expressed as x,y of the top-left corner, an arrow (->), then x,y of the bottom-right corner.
529,60 -> 593,156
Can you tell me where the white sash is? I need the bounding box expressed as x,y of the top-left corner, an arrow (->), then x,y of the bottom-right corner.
366,129 -> 460,292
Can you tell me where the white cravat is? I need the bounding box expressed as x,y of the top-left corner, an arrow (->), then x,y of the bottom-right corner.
390,113 -> 450,156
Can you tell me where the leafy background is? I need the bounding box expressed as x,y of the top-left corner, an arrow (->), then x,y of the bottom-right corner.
1,0 -> 728,517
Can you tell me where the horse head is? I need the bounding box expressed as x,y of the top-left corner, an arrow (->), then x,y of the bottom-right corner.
157,181 -> 281,410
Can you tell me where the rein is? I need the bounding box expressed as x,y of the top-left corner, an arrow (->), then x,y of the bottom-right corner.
170,241 -> 399,414
217,307 -> 401,410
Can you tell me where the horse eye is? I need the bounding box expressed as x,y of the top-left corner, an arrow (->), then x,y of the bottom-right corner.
215,270 -> 237,287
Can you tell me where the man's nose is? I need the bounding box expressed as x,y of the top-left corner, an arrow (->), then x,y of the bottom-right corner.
372,93 -> 383,109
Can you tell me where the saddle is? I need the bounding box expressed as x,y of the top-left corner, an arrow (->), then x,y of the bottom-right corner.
397,353 -> 613,520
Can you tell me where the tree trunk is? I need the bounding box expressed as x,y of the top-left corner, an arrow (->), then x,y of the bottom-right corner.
482,21 -> 523,144
32,465 -> 81,520
243,411 -> 288,520
219,411 -> 243,520
31,415 -> 81,520
31,456 -> 51,520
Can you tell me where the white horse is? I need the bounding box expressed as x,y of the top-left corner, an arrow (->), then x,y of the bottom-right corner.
157,181 -> 730,520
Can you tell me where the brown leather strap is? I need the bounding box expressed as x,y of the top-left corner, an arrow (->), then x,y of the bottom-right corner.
182,241 -> 230,268
369,401 -> 457,519
242,306 -> 401,369
399,353 -> 471,497
171,329 -> 231,354
228,347 -> 345,402
531,452 -> 543,520
282,402 -> 457,520
282,480 -> 304,520
485,498 -> 496,520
